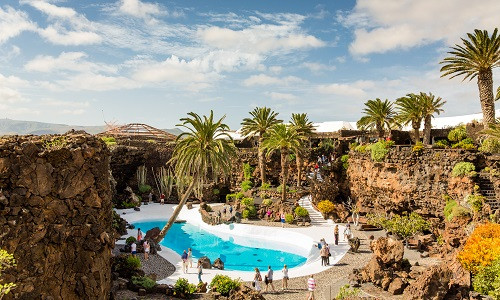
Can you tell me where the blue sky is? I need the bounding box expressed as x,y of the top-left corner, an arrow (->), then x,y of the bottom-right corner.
0,0 -> 499,129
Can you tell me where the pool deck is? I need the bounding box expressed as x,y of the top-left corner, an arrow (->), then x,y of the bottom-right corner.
116,202 -> 349,285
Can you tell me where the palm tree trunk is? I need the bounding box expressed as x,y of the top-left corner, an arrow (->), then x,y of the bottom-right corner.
155,179 -> 196,243
258,136 -> 266,184
423,115 -> 432,145
412,122 -> 420,144
296,154 -> 301,187
281,148 -> 288,203
478,68 -> 496,127
376,123 -> 384,140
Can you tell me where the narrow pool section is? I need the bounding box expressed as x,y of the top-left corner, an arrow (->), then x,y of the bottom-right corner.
133,220 -> 307,271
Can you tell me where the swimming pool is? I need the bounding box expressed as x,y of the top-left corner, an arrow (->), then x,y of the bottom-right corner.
133,220 -> 307,272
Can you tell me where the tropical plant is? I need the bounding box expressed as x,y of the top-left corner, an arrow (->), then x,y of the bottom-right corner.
285,214 -> 294,224
317,200 -> 335,216
466,194 -> 485,212
125,255 -> 141,269
156,167 -> 174,199
440,28 -> 500,127
479,137 -> 500,154
448,125 -> 468,142
210,274 -> 241,296
259,182 -> 271,191
290,113 -> 315,187
131,276 -> 156,290
126,236 -> 137,245
156,111 -> 236,242
295,207 -> 309,221
241,107 -> 282,185
262,199 -> 273,206
341,154 -> 349,170
43,136 -> 68,151
240,180 -> 253,192
262,124 -> 302,203
452,162 -> 476,177
240,197 -> 254,207
412,141 -> 424,153
372,212 -> 430,242
318,138 -> 335,153
242,163 -> 254,181
173,278 -> 196,296
458,222 -> 500,274
0,249 -> 16,299
433,139 -> 449,149
242,205 -> 257,219
370,140 -> 393,162
421,92 -> 446,145
335,284 -> 361,299
472,258 -> 500,299
357,98 -> 396,140
395,93 -> 424,143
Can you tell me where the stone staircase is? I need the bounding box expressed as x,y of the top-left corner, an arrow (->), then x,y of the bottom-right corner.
478,172 -> 500,211
298,195 -> 330,226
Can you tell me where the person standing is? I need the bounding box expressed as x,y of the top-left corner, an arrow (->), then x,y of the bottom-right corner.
325,243 -> 331,265
344,224 -> 352,241
137,228 -> 143,242
334,225 -> 339,245
307,274 -> 316,300
197,261 -> 203,283
281,264 -> 288,291
143,240 -> 150,260
160,193 -> 165,205
187,248 -> 193,268
131,242 -> 137,256
265,265 -> 275,293
320,245 -> 328,266
148,192 -> 153,203
229,205 -> 233,215
280,212 -> 286,228
181,250 -> 188,273
253,268 -> 262,293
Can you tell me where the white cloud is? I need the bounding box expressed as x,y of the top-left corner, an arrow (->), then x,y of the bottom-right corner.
243,74 -> 304,86
25,52 -> 117,73
22,0 -> 77,19
0,86 -> 28,104
0,73 -> 29,87
117,0 -> 164,23
317,80 -> 375,97
302,62 -> 336,72
269,66 -> 282,74
0,6 -> 36,44
343,0 -> 500,56
38,25 -> 102,46
55,73 -> 140,91
266,92 -> 297,101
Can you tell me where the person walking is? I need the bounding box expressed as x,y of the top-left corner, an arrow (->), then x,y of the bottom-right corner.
253,268 -> 262,293
307,274 -> 316,300
320,245 -> 328,266
187,248 -> 193,268
143,240 -> 150,260
344,224 -> 352,241
197,261 -> 203,283
265,265 -> 275,293
280,212 -> 286,228
137,228 -> 143,242
334,225 -> 339,245
325,243 -> 331,265
281,264 -> 288,291
181,250 -> 188,273
131,242 -> 137,256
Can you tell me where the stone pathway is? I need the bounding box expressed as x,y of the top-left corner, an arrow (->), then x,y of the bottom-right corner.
298,195 -> 330,226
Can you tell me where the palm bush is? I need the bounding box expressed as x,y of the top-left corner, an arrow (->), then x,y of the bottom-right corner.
357,98 -> 396,140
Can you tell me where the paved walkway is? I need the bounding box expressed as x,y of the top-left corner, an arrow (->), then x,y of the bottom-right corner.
298,195 -> 331,226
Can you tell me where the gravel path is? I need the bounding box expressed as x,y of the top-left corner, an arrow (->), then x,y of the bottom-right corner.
113,245 -> 176,280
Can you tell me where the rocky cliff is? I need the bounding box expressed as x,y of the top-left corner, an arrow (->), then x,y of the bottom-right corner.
0,132 -> 113,299
346,148 -> 477,218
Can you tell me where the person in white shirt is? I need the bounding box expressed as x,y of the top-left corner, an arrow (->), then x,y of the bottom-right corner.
281,264 -> 288,291
131,242 -> 137,256
265,265 -> 275,293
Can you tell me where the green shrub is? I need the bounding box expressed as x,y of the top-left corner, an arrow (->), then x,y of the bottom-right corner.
125,255 -> 141,269
138,184 -> 152,194
452,162 -> 476,177
121,201 -> 136,208
412,141 -> 424,153
295,207 -> 309,218
226,193 -> 236,201
472,258 -> 500,299
450,205 -> 471,220
277,185 -> 289,193
367,212 -> 429,240
240,197 -> 254,207
349,142 -> 359,150
285,214 -> 294,224
131,276 -> 156,290
289,189 -> 298,193
335,284 -> 360,299
173,278 -> 196,296
354,144 -> 368,153
319,138 -> 335,152
241,180 -> 253,192
433,139 -> 449,149
126,236 -> 137,245
210,274 -> 241,296
444,197 -> 458,221
370,140 -> 392,162
101,136 -> 117,146
262,199 -> 273,206
260,182 -> 271,191
242,205 -> 257,219
366,213 -> 390,229
213,188 -> 220,195
43,136 -> 68,151
235,192 -> 244,199
452,137 -> 476,150
466,194 -> 485,212
243,163 -> 254,181
479,138 -> 500,154
341,154 -> 349,170
448,125 -> 467,142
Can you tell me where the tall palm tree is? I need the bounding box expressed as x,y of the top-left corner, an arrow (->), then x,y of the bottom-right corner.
357,98 -> 396,140
262,124 -> 302,203
421,92 -> 446,145
395,93 -> 424,143
156,111 -> 236,242
290,113 -> 315,187
241,107 -> 282,185
440,28 -> 500,127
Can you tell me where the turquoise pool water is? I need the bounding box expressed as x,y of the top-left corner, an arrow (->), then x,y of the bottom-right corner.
133,220 -> 307,271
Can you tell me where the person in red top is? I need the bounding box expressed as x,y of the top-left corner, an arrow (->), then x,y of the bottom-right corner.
160,193 -> 165,205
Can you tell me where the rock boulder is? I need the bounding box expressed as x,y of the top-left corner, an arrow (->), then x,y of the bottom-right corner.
198,256 -> 212,269
402,264 -> 452,300
213,258 -> 225,270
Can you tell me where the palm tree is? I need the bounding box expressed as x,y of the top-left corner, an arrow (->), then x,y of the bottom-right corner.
156,111 -> 236,242
241,107 -> 282,185
496,86 -> 500,101
357,98 -> 396,140
290,113 -> 315,187
440,28 -> 500,127
421,92 -> 446,145
395,93 -> 423,143
262,124 -> 302,203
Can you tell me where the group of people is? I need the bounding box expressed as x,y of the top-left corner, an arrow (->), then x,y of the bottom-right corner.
180,249 -> 204,283
215,204 -> 234,224
130,228 -> 150,260
253,265 -> 286,294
